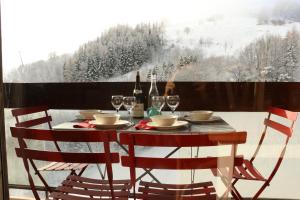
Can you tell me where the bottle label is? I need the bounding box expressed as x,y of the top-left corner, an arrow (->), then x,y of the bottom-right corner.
132,103 -> 144,118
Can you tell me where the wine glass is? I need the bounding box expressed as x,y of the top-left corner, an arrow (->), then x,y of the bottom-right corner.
123,96 -> 136,122
111,95 -> 123,113
152,96 -> 165,113
166,95 -> 180,114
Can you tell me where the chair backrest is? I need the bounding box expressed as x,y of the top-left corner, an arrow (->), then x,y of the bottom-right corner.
11,127 -> 120,200
265,107 -> 297,137
11,106 -> 52,129
251,107 -> 298,162
249,107 -> 298,185
120,131 -> 247,191
10,106 -> 65,151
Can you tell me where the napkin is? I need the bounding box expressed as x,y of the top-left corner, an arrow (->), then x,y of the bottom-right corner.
73,120 -> 96,128
135,120 -> 156,130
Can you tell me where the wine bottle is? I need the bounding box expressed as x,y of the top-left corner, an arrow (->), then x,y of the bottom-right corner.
132,71 -> 144,118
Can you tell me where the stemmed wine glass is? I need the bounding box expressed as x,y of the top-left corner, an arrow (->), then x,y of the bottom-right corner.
152,96 -> 165,113
123,96 -> 136,122
111,95 -> 123,113
166,95 -> 180,114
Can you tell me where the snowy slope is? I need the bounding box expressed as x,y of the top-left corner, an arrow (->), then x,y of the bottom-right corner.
165,16 -> 300,57
110,16 -> 300,82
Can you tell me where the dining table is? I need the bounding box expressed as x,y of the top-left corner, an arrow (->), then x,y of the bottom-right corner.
53,111 -> 236,133
52,111 -> 243,197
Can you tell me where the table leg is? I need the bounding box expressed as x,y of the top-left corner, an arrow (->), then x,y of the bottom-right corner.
218,144 -> 237,199
190,146 -> 193,184
135,147 -> 181,183
117,139 -> 182,184
116,140 -> 162,183
116,140 -> 129,154
86,142 -> 105,180
191,146 -> 199,184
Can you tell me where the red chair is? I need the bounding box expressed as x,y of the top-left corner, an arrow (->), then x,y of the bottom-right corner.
120,131 -> 247,200
212,107 -> 298,200
11,127 -> 131,200
11,106 -> 88,174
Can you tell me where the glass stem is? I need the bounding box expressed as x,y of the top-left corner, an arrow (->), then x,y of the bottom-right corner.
129,110 -> 133,123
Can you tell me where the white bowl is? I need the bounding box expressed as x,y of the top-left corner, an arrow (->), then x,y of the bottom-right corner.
189,110 -> 213,121
150,115 -> 178,126
93,113 -> 120,125
79,110 -> 101,119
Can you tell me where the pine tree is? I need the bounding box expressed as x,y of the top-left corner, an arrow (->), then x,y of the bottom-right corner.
282,29 -> 300,81
63,23 -> 165,81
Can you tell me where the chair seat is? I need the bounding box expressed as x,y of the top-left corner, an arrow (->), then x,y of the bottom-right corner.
133,181 -> 217,200
211,159 -> 267,181
48,175 -> 131,200
38,162 -> 88,171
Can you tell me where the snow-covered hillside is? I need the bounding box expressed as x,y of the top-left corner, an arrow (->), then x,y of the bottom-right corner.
109,16 -> 300,82
165,16 -> 300,56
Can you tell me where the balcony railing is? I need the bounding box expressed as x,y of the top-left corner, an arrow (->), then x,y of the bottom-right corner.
3,82 -> 300,111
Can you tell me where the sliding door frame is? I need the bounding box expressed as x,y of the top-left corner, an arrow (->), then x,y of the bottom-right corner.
0,1 -> 10,199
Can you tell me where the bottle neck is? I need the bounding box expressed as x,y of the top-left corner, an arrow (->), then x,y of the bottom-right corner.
148,77 -> 159,108
135,72 -> 142,90
149,77 -> 159,96
150,76 -> 157,89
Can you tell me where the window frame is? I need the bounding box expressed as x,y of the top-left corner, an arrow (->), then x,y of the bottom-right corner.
0,2 -> 10,198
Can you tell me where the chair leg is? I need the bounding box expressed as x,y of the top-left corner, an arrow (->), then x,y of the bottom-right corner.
252,182 -> 269,200
76,165 -> 88,176
228,178 -> 243,200
30,160 -> 52,193
232,179 -> 270,200
231,189 -> 240,200
142,185 -> 149,200
215,169 -> 238,199
231,185 -> 243,200
232,178 -> 238,186
33,170 -> 53,194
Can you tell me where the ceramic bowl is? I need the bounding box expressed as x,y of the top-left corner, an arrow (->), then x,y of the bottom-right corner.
189,110 -> 213,121
150,115 -> 178,126
93,113 -> 120,125
79,110 -> 101,119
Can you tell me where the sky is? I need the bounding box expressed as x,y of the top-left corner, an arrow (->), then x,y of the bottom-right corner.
0,0 -> 293,75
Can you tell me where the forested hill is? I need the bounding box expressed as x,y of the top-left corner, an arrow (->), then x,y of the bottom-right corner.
4,21 -> 300,82
63,23 -> 165,82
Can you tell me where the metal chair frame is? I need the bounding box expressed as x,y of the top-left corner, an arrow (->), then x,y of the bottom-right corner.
120,131 -> 247,200
11,106 -> 89,185
11,127 -> 131,200
214,107 -> 298,200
